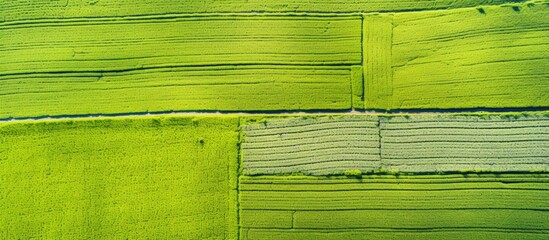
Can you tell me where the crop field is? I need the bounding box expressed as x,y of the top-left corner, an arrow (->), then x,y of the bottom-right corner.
241,116 -> 380,175
0,117 -> 239,239
241,113 -> 549,175
240,174 -> 549,240
380,114 -> 549,172
0,15 -> 361,118
1,0 -> 548,239
383,4 -> 549,109
0,0 -> 516,21
2,1 -> 548,119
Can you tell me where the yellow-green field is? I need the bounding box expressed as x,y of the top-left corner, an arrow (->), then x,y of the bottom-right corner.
1,0 -> 548,239
240,174 -> 549,240
0,117 -> 239,239
2,1 -> 548,118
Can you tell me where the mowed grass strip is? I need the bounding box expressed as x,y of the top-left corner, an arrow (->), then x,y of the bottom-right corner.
0,15 -> 361,118
362,14 -> 393,109
365,3 -> 549,109
0,116 -> 239,239
240,174 -> 549,240
380,113 -> 549,172
0,66 -> 354,119
1,0 -> 517,22
244,229 -> 549,240
1,16 -> 361,72
241,116 -> 380,175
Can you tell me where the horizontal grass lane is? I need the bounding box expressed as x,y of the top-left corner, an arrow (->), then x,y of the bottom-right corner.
0,116 -> 239,239
0,15 -> 361,118
244,229 -> 549,240
386,3 -> 549,109
380,113 -> 549,172
0,66 -> 354,119
2,16 -> 361,72
240,174 -> 549,240
241,115 -> 381,175
1,0 -> 518,23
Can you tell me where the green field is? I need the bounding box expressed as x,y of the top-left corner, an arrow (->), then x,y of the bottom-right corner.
0,117 -> 239,239
384,4 -> 549,109
1,112 -> 547,238
240,174 -> 549,239
1,0 -> 516,21
0,15 -> 361,118
2,2 -> 547,118
1,0 -> 548,239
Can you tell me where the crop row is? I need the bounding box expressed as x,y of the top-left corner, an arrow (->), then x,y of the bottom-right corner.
242,113 -> 549,175
239,174 -> 549,239
1,0 -> 517,22
1,3 -> 547,119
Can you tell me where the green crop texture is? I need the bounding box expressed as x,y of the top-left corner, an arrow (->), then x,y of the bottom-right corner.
2,2 -> 547,118
383,4 -> 549,109
0,117 -> 239,239
1,0 -> 516,22
240,174 -> 549,239
1,0 -> 548,239
0,15 -> 360,118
